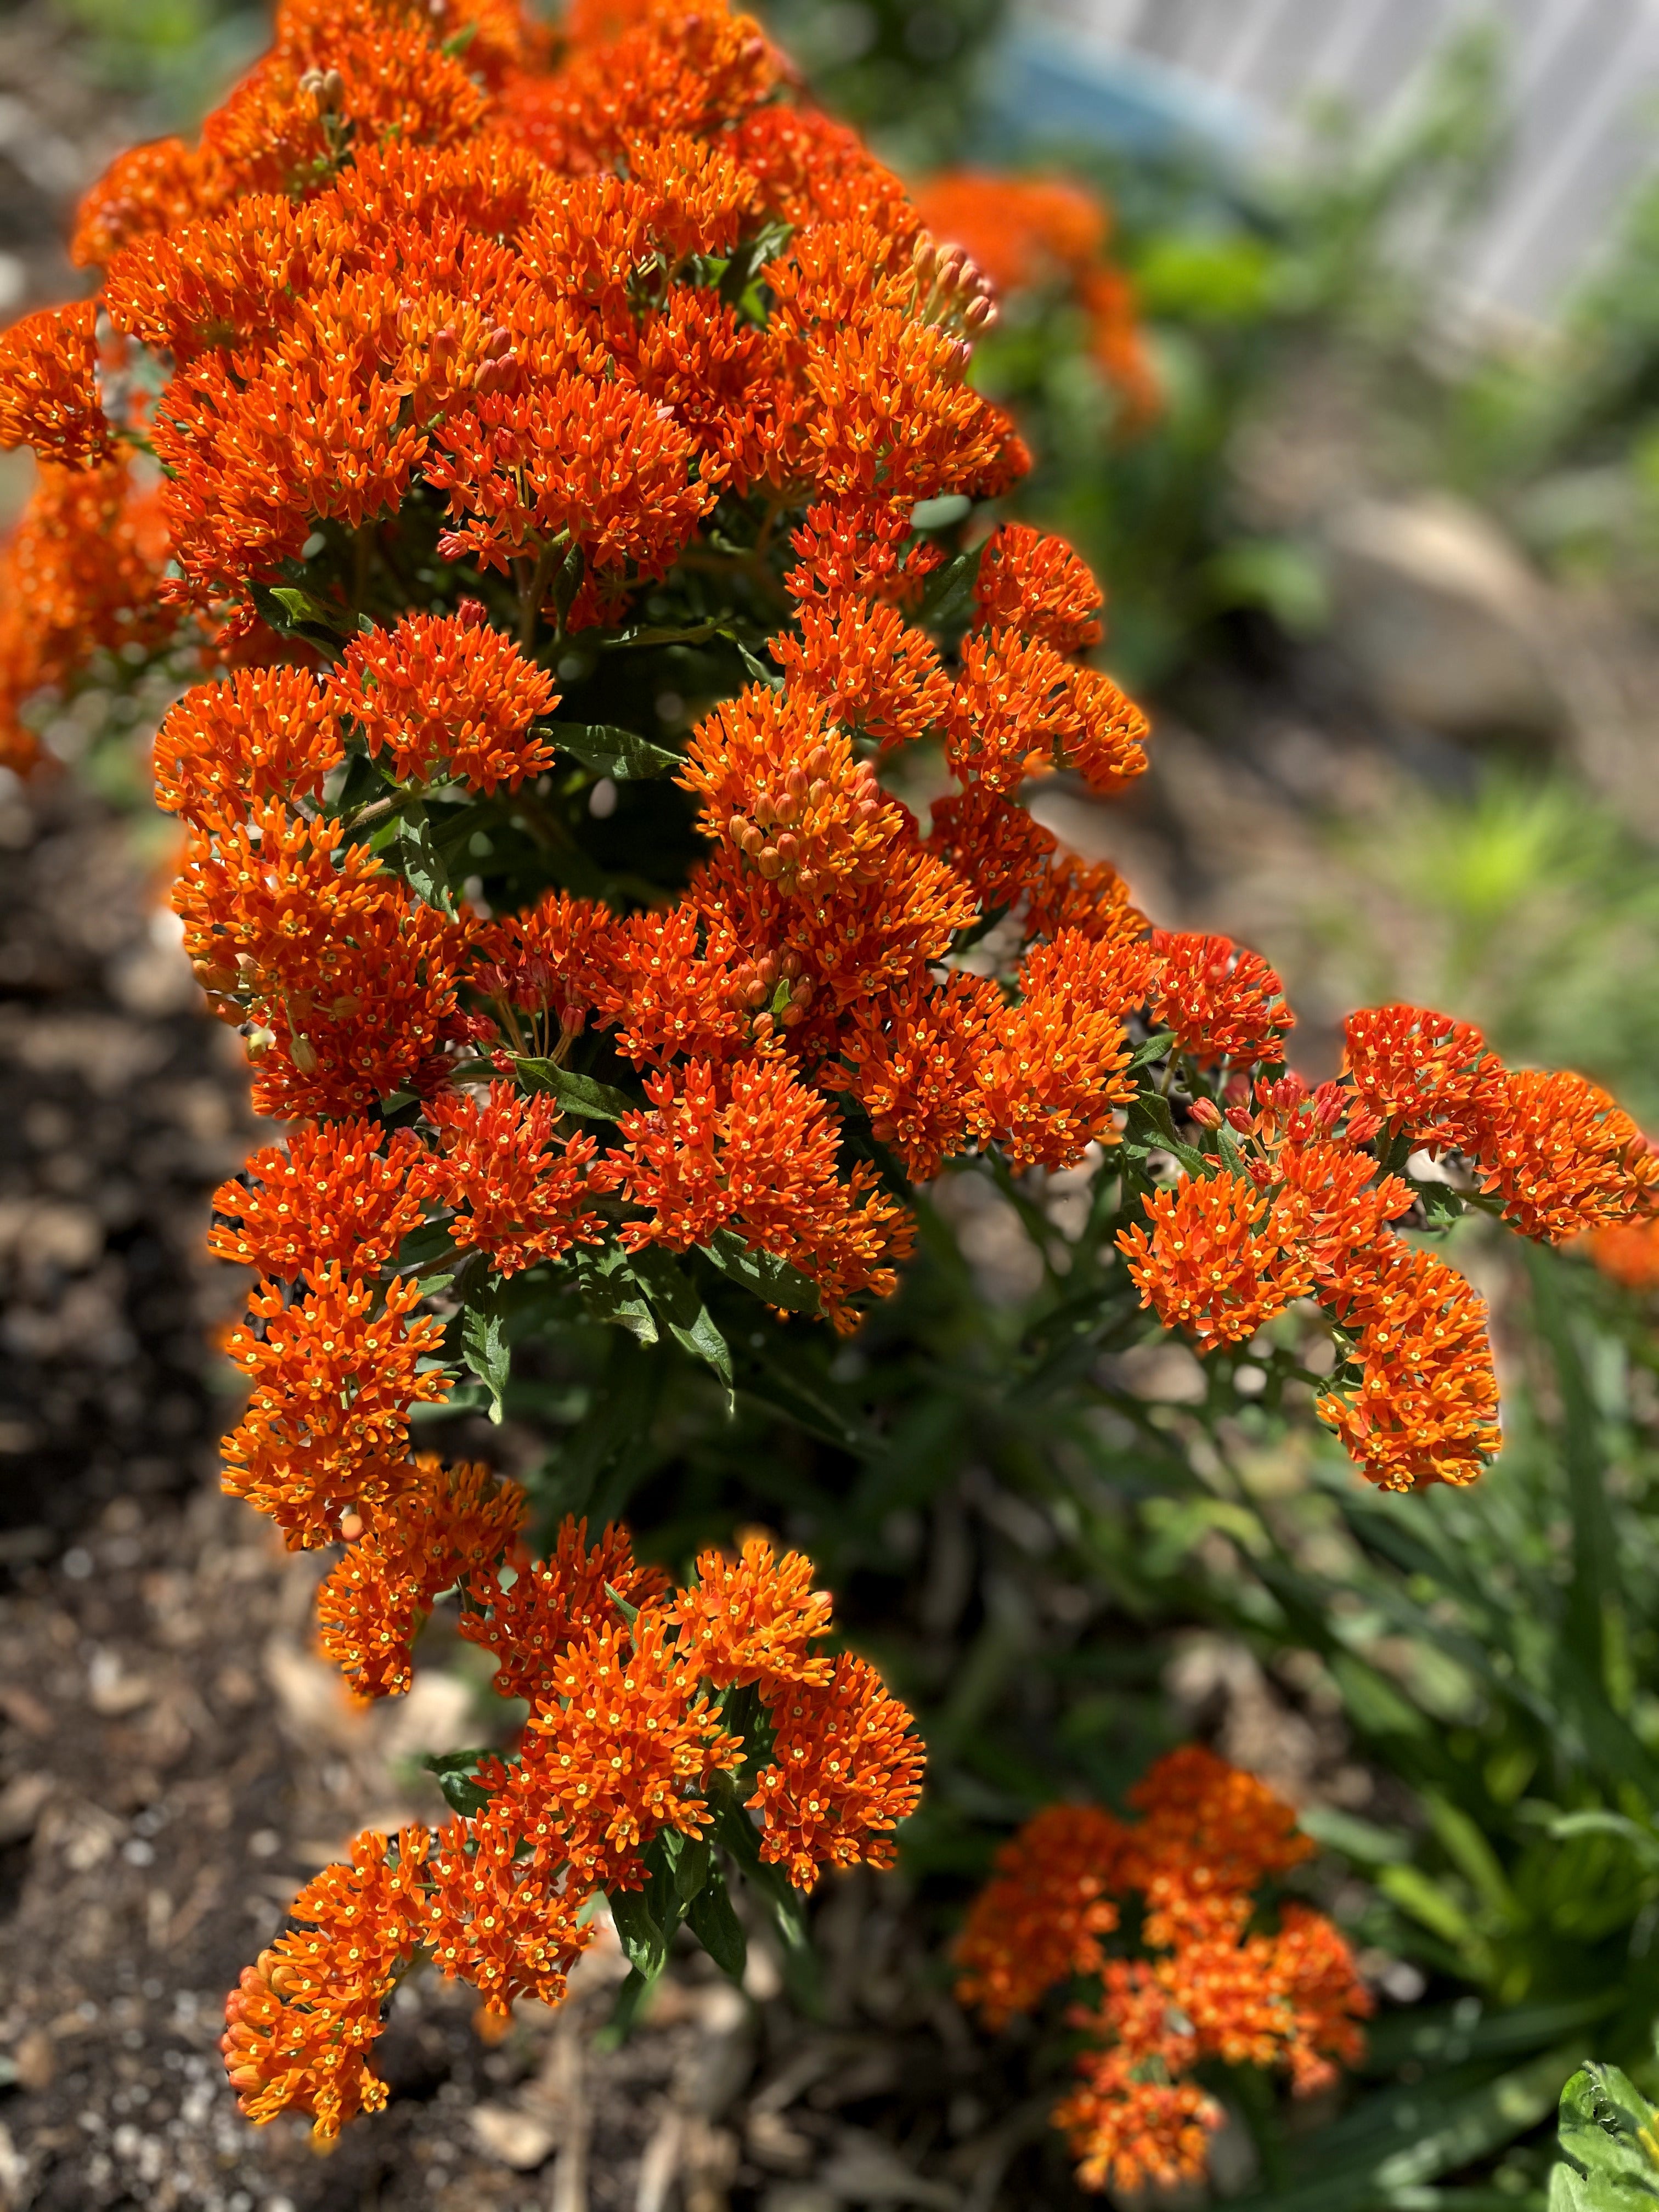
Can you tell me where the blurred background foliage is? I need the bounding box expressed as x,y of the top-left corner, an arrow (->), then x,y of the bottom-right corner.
21,0 -> 1659,2200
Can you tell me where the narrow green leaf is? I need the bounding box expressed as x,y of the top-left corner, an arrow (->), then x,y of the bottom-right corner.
1296,1804 -> 1413,1867
255,582 -> 347,638
607,1887 -> 669,1982
573,1245 -> 659,1345
1528,1244 -> 1627,1709
1127,1030 -> 1177,1070
387,803 -> 458,917
702,1229 -> 822,1316
628,1248 -> 733,1403
671,1837 -> 711,1905
1122,1091 -> 1208,1177
736,641 -> 783,691
603,1579 -> 641,1628
515,1058 -> 637,1120
687,1871 -> 748,1985
548,720 -> 684,780
461,1303 -> 511,1424
917,545 -> 983,628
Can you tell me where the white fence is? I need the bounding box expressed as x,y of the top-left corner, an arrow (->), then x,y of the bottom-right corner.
1009,0 -> 1659,323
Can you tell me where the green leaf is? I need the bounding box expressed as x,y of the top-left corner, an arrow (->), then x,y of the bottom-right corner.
1415,1181 -> 1468,1229
1550,2064 -> 1659,2209
917,546 -> 982,629
702,1229 -> 822,1316
573,1245 -> 659,1345
1121,1091 -> 1208,1177
603,1579 -> 641,1627
515,1058 -> 637,1120
713,1789 -> 809,1954
1296,1804 -> 1413,1867
1127,1030 -> 1177,1070
607,1887 -> 669,1983
548,721 -> 684,781
1547,1810 -> 1659,1872
672,1837 -> 712,1905
385,802 -> 458,917
419,1749 -> 496,1819
461,1302 -> 511,1425
627,1247 -> 733,1404
736,641 -> 782,691
251,581 -> 348,649
686,1871 -> 748,1985
396,1219 -> 455,1272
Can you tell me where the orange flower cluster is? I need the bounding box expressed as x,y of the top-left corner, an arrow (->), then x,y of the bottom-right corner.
0,0 -> 1183,1336
1589,1214 -> 1659,1291
1118,995 -> 1658,1490
228,1517 -> 921,2134
913,171 -> 1158,424
955,1746 -> 1369,2197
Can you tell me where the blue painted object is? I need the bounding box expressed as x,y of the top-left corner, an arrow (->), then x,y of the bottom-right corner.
975,25 -> 1261,166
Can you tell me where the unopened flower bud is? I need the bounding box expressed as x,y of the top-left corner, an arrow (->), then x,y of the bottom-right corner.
1188,1097 -> 1222,1128
757,847 -> 782,879
963,295 -> 994,331
290,1034 -> 319,1074
775,831 -> 800,864
1225,1105 -> 1253,1133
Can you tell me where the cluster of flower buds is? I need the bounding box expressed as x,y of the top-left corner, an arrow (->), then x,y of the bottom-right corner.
912,232 -> 999,335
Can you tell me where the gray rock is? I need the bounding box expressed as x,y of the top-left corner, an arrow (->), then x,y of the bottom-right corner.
1324,493 -> 1567,742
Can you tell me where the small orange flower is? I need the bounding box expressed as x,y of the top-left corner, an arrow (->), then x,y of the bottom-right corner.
329,608 -> 559,793
459,1516 -> 670,1701
770,595 -> 953,753
830,970 -> 999,1180
153,664 -> 345,826
0,300 -> 112,467
1318,1243 -> 1500,1491
514,1608 -> 743,1887
222,1825 -> 431,2137
1119,1171 -> 1316,1353
1152,932 -> 1294,1068
0,458 -> 175,771
970,928 -> 1150,1172
1342,1003 -> 1497,1155
315,1457 -> 529,1696
750,1652 -> 926,1889
973,521 -> 1102,654
598,1054 -> 913,1328
1472,1067 -> 1659,1241
221,1267 -> 450,1546
959,1751 -> 1367,2199
953,1804 -> 1126,2029
423,1082 -> 604,1274
207,1120 -> 433,1279
1588,1213 -> 1659,1290
672,1533 -> 835,1691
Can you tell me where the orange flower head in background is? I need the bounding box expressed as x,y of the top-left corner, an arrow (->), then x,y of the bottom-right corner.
956,1747 -> 1369,2197
913,171 -> 1159,425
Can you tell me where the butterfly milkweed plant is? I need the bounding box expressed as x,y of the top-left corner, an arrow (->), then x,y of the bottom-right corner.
1,0 -> 1657,2170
